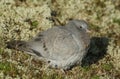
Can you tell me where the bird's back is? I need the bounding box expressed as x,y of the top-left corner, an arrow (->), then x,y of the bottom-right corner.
28,26 -> 79,61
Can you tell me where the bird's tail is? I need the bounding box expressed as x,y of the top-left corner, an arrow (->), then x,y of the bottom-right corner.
6,40 -> 43,57
6,40 -> 30,52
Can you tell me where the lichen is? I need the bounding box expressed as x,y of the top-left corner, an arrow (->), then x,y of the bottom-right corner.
0,0 -> 120,79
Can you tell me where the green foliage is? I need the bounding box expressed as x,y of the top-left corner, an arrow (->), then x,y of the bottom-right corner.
0,61 -> 18,77
0,62 -> 11,72
0,48 -> 3,54
91,75 -> 100,79
89,23 -> 100,32
113,18 -> 120,25
31,20 -> 39,27
102,63 -> 113,71
42,73 -> 64,79
82,66 -> 91,72
29,20 -> 39,30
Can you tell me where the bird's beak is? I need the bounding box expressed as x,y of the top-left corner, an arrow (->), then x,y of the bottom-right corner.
86,29 -> 91,33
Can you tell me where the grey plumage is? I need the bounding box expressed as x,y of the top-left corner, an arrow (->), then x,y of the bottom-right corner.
7,19 -> 90,70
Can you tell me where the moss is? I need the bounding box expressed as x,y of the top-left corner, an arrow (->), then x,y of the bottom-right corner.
0,61 -> 19,77
91,75 -> 100,79
94,0 -> 106,8
25,19 -> 39,30
82,66 -> 91,72
89,23 -> 100,32
0,62 -> 11,71
42,73 -> 64,79
0,48 -> 3,54
113,18 -> 120,25
102,63 -> 113,71
31,20 -> 39,27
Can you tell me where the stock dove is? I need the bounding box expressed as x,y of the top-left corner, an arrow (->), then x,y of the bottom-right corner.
7,19 -> 90,70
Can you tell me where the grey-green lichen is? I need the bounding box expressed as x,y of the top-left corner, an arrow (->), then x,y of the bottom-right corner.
0,0 -> 120,79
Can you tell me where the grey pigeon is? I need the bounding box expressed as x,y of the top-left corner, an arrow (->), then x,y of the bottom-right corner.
7,19 -> 90,70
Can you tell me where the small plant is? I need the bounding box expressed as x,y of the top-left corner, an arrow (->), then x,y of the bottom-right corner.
29,20 -> 39,30
91,75 -> 100,79
89,23 -> 100,32
0,62 -> 11,72
102,63 -> 113,71
113,18 -> 120,25
82,66 -> 91,72
25,19 -> 39,30
31,20 -> 39,27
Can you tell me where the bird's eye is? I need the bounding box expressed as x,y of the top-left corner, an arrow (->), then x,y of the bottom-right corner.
79,26 -> 82,28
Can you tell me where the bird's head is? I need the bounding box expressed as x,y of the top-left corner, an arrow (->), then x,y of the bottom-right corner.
71,19 -> 91,33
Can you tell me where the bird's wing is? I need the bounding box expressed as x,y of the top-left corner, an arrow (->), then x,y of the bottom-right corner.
28,26 -> 79,61
42,26 -> 79,60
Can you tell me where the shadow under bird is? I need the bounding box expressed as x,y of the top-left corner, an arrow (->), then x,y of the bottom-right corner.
7,19 -> 91,70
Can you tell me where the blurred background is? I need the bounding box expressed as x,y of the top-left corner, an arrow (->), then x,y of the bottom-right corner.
0,0 -> 120,79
